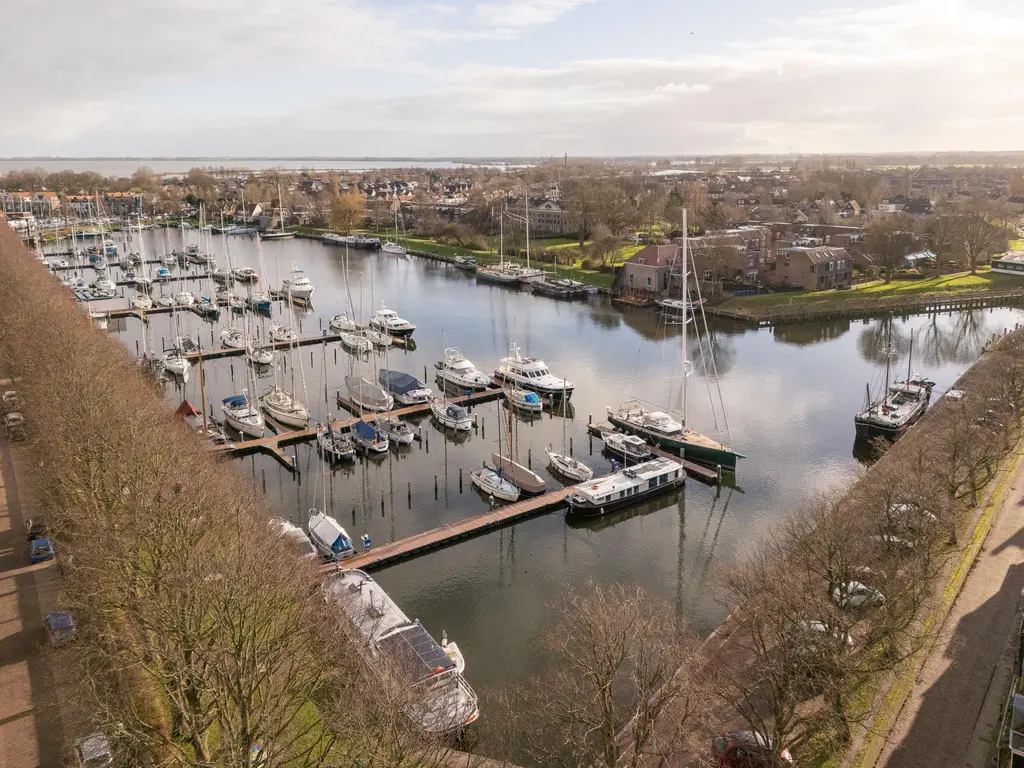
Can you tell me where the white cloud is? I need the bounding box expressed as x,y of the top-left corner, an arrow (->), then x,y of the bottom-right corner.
473,0 -> 599,28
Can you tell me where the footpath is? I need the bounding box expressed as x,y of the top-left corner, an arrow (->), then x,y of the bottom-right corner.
873,450 -> 1024,768
0,424 -> 67,765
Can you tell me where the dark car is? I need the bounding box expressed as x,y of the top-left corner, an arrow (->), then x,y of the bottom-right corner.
712,731 -> 793,767
25,516 -> 48,541
28,537 -> 55,564
44,611 -> 77,645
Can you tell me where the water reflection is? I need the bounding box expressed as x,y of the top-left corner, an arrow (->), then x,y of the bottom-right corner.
774,318 -> 852,346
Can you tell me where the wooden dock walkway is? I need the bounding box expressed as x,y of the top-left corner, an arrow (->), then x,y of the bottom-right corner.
326,485 -> 575,571
586,420 -> 721,483
216,389 -> 503,470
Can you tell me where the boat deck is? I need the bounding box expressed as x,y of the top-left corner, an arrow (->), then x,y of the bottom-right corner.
323,485 -> 576,571
215,389 -> 504,470
586,421 -> 721,483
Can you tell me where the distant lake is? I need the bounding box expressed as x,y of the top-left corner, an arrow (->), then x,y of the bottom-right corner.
0,158 -> 530,176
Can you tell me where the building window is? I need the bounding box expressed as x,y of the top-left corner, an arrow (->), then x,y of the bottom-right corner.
647,276 -> 652,287
703,269 -> 713,280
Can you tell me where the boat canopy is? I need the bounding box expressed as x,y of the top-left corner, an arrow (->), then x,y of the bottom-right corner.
446,404 -> 468,419
309,514 -> 352,554
379,369 -> 424,395
222,394 -> 249,407
523,392 -> 542,404
353,420 -> 382,440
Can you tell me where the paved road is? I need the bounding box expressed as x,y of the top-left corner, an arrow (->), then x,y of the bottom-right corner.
0,434 -> 67,767
880,457 -> 1024,768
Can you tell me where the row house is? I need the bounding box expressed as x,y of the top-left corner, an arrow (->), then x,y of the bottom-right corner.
764,246 -> 853,291
611,244 -> 680,297
685,226 -> 771,284
103,192 -> 143,217
0,191 -> 60,217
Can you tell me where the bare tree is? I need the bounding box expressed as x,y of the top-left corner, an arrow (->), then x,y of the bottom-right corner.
562,178 -> 600,245
866,216 -> 918,283
953,204 -> 1009,274
501,584 -> 706,768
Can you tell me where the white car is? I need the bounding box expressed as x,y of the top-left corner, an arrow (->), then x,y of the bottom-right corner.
831,580 -> 886,609
872,533 -> 916,552
888,502 -> 938,527
791,619 -> 854,649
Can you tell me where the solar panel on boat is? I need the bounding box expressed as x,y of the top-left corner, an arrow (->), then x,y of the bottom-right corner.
378,622 -> 455,683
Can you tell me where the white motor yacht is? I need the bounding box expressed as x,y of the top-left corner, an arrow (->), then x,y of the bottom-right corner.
435,347 -> 491,391
602,431 -> 653,464
221,392 -> 266,438
93,276 -> 116,294
259,386 -> 309,428
281,264 -> 314,300
232,266 -> 258,283
368,302 -> 415,338
493,344 -> 574,401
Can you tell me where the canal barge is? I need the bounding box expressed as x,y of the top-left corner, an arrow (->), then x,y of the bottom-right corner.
323,569 -> 479,734
566,457 -> 684,517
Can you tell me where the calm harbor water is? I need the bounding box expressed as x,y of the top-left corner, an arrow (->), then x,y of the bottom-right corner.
67,229 -> 1021,752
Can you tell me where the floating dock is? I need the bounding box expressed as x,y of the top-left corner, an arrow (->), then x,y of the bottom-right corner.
216,389 -> 503,470
324,485 -> 576,571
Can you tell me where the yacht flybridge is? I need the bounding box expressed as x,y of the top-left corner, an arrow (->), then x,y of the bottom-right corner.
492,344 -> 573,401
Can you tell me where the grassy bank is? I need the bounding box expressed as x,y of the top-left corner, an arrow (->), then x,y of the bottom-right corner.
716,267 -> 1023,319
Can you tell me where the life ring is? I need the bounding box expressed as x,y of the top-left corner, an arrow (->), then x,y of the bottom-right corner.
591,484 -> 599,489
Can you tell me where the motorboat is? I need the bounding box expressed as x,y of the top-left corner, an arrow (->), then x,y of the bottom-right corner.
546,448 -> 593,483
173,291 -> 196,307
281,264 -> 314,300
228,295 -> 246,311
493,343 -> 574,401
435,347 -> 490,391
232,266 -> 259,283
352,420 -> 389,453
49,258 -> 70,269
329,313 -> 358,332
470,464 -> 520,502
161,252 -> 177,266
429,397 -> 472,431
259,386 -> 309,428
92,276 -> 116,294
601,431 -> 653,464
246,345 -> 274,366
343,375 -> 394,413
221,393 -> 266,438
156,267 -> 171,279
317,421 -> 356,461
220,327 -> 248,349
133,276 -> 153,292
453,255 -> 478,272
491,453 -> 546,495
155,293 -> 175,308
375,415 -> 415,445
322,569 -> 479,734
341,331 -> 373,354
212,265 -> 232,282
248,291 -> 272,313
268,517 -> 318,559
130,294 -> 154,311
567,458 -> 684,517
270,322 -> 297,343
307,510 -> 355,560
508,387 -> 543,413
368,302 -> 415,338
89,254 -> 107,271
363,329 -> 392,348
259,230 -> 295,240
378,370 -> 431,406
185,244 -> 204,264
381,240 -> 407,255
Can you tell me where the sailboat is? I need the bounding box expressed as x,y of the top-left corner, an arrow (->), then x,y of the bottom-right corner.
606,210 -> 743,471
546,381 -> 592,482
260,282 -> 310,429
470,393 -> 520,502
317,418 -> 356,461
476,204 -> 519,285
381,197 -> 407,255
854,328 -> 933,439
492,364 -> 547,495
221,390 -> 265,438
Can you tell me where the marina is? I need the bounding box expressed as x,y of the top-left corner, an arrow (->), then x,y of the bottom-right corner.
58,225 -> 1024,750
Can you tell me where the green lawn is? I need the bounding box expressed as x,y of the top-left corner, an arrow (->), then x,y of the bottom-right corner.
719,267 -> 1021,313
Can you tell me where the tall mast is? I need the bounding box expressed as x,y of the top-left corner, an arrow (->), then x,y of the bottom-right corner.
524,191 -> 531,271
499,203 -> 505,268
199,344 -> 208,432
681,208 -> 689,427
907,329 -> 914,381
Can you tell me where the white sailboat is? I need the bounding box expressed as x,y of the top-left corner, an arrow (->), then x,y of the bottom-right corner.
221,389 -> 265,438
381,197 -> 408,255
260,283 -> 309,429
546,381 -> 592,482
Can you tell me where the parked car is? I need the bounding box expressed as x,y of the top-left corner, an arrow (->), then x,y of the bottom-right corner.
4,411 -> 25,439
25,516 -> 48,540
871,533 -> 916,552
1,390 -> 20,414
73,732 -> 113,767
44,611 -> 77,645
28,537 -> 55,564
831,580 -> 885,609
711,731 -> 794,766
791,619 -> 854,650
888,502 -> 938,529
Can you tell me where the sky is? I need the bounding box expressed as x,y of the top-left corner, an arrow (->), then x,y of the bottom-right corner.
2,0 -> 1022,157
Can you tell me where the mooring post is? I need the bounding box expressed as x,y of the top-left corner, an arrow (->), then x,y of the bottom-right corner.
408,481 -> 412,508
528,447 -> 532,469
434,474 -> 438,499
716,464 -> 722,485
570,436 -> 573,456
459,467 -> 463,492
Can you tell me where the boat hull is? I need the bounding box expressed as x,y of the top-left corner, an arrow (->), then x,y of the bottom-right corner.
567,474 -> 683,517
492,372 -> 573,401
606,414 -> 741,470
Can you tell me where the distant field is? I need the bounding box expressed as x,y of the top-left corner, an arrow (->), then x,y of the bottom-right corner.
719,267 -> 1021,313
